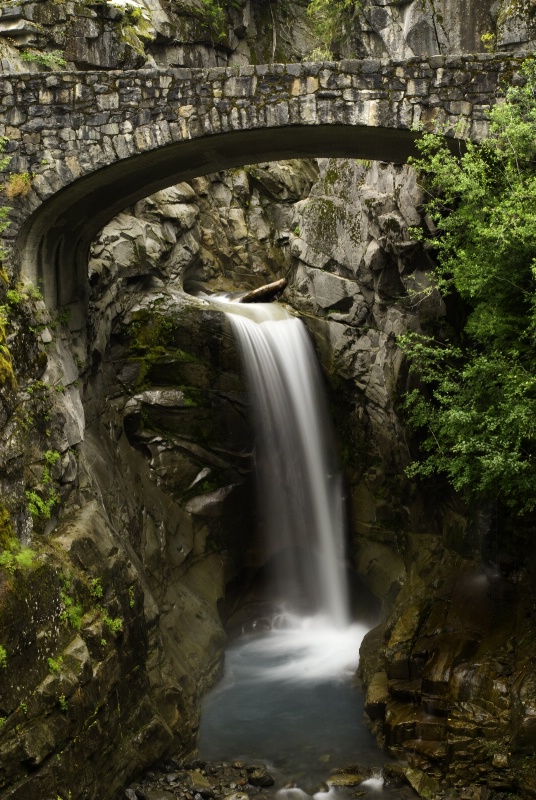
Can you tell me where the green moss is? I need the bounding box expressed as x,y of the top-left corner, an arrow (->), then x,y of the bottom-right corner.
47,656 -> 63,673
180,386 -> 205,406
0,541 -> 36,575
129,311 -> 179,348
0,321 -> 16,389
0,506 -> 14,550
119,24 -> 148,56
126,311 -> 204,388
323,166 -> 340,186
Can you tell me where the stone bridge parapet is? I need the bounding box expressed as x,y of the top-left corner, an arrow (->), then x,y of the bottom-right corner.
0,52 -> 528,317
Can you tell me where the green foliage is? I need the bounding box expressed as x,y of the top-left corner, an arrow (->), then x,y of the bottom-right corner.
6,289 -> 23,306
0,543 -> 35,574
90,578 -> 103,599
101,611 -> 123,634
25,380 -> 46,396
25,447 -> 62,522
200,0 -> 225,38
20,49 -> 67,70
481,31 -> 496,52
42,449 -> 60,485
56,307 -> 71,326
125,4 -> 142,22
0,645 -> 7,668
47,657 -> 63,673
14,547 -> 35,570
0,137 -> 12,266
26,284 -> 43,302
401,59 -> 536,514
59,584 -> 83,630
0,136 -> 11,174
0,506 -> 14,549
26,488 -> 60,520
306,0 -> 359,57
58,694 -> 68,713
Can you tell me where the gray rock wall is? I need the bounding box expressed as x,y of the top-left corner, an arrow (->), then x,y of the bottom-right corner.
1,0 -> 536,798
0,0 -> 316,74
347,0 -> 496,59
0,0 -> 533,76
77,153 -> 536,799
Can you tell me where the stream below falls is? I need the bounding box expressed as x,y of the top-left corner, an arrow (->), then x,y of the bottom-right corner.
197,613 -> 395,800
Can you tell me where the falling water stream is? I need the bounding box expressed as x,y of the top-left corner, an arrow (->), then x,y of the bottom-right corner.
198,300 -> 388,799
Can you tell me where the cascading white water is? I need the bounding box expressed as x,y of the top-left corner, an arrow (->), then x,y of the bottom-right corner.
198,299 -> 382,795
225,301 -> 348,628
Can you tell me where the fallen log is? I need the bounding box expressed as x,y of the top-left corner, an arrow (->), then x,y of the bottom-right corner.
239,278 -> 288,304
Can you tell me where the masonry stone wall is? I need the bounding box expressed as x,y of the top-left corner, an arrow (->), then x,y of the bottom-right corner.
0,52 -> 528,320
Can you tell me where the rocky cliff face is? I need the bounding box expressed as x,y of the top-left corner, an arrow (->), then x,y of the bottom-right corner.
1,1 -> 536,799
0,0 -> 534,77
0,269 -> 247,798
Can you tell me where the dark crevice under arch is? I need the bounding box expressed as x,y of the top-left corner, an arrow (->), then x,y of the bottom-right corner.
17,123 -> 436,324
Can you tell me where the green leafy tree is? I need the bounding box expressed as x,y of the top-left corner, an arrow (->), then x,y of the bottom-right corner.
400,59 -> 536,514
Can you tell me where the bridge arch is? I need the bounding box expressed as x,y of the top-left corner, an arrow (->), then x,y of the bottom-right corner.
0,56 -> 522,324
19,124 -> 423,323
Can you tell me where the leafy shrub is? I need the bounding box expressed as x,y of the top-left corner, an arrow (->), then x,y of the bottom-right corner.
400,59 -> 536,514
0,544 -> 35,574
20,50 -> 67,70
26,488 -> 60,520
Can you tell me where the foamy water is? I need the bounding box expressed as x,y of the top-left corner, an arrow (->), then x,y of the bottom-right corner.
218,614 -> 368,686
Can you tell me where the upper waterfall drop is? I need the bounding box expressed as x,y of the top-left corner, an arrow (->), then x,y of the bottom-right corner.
222,300 -> 350,629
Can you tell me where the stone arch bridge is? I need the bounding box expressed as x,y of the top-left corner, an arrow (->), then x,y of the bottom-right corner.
0,52 -> 527,324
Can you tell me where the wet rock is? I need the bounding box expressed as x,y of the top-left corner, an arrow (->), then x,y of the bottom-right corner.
130,788 -> 148,800
403,739 -> 447,762
187,770 -> 215,792
328,772 -> 365,787
403,767 -> 440,800
247,767 -> 275,787
365,671 -> 389,720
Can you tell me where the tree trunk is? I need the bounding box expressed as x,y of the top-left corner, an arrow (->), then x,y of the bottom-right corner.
239,278 -> 288,304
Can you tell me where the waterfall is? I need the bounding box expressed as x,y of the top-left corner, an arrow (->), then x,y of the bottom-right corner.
224,301 -> 349,628
198,300 -> 376,781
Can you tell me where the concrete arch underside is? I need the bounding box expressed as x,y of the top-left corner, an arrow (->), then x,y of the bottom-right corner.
18,123 -> 422,322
